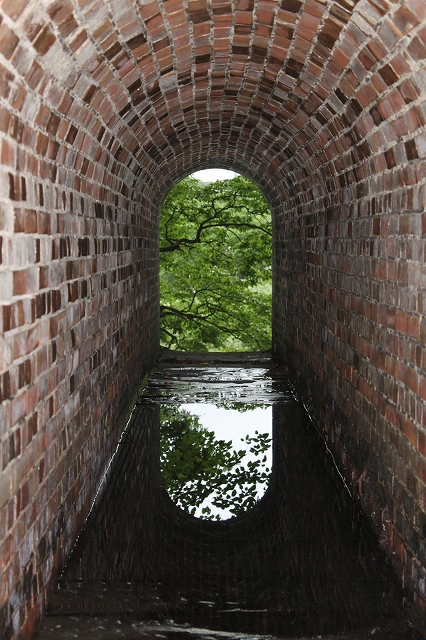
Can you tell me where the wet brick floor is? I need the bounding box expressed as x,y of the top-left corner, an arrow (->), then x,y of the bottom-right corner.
35,352 -> 424,640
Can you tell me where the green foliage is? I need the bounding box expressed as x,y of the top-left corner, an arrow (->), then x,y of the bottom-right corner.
160,175 -> 272,351
160,405 -> 272,520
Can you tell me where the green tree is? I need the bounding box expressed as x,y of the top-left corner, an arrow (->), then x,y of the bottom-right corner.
160,405 -> 271,520
160,175 -> 272,351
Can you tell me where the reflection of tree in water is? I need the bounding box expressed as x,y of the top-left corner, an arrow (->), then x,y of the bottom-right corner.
160,405 -> 271,520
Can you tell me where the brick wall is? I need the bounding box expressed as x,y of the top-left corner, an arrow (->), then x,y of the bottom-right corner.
271,1 -> 426,618
0,2 -> 160,637
0,0 -> 425,637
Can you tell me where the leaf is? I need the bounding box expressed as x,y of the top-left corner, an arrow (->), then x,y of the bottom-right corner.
160,405 -> 271,519
160,175 -> 272,352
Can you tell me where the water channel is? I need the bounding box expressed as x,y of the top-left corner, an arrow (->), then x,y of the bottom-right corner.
37,352 -> 423,640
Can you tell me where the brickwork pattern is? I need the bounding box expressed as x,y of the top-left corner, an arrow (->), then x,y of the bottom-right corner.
0,0 -> 425,637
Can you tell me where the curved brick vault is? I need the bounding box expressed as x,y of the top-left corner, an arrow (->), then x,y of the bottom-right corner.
0,0 -> 426,637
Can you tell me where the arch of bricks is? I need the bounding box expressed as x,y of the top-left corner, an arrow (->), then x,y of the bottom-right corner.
0,0 -> 425,637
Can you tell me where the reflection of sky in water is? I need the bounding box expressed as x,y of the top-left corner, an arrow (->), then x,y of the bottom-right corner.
179,403 -> 273,520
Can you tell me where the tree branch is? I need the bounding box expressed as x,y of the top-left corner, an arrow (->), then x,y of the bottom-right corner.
160,219 -> 271,252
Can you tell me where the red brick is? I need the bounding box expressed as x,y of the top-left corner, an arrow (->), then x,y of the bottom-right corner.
1,0 -> 27,19
420,377 -> 426,401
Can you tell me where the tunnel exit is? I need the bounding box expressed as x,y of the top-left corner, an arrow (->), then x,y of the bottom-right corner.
159,171 -> 272,352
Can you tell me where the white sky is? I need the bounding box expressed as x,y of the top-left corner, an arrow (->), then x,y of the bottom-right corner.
181,403 -> 272,455
192,168 -> 237,182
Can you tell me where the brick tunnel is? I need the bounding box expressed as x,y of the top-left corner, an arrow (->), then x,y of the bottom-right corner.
0,0 -> 425,637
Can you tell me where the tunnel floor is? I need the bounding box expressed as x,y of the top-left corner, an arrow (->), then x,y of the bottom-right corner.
35,352 -> 423,640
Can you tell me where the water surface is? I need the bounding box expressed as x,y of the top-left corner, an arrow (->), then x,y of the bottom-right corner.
43,355 -> 422,639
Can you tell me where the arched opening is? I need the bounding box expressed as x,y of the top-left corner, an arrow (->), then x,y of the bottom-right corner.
159,169 -> 273,353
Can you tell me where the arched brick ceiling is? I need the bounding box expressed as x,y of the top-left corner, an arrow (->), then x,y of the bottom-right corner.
1,0 -> 424,209
2,5 -> 426,636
